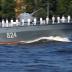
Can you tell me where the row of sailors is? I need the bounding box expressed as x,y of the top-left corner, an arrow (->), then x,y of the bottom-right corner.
45,15 -> 71,24
1,15 -> 71,27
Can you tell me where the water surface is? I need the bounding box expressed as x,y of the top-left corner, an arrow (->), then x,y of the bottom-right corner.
0,42 -> 72,72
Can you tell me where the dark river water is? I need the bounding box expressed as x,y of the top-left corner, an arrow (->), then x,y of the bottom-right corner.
0,42 -> 72,72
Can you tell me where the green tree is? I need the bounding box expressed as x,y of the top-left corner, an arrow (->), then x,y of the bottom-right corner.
56,0 -> 72,16
67,0 -> 72,16
1,0 -> 16,19
0,0 -> 3,17
25,0 -> 48,17
25,0 -> 57,17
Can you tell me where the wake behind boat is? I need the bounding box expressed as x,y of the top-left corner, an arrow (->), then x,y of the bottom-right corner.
0,15 -> 72,44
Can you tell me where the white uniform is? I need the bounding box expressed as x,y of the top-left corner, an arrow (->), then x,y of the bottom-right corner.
67,15 -> 71,23
16,19 -> 19,26
10,19 -> 13,27
46,17 -> 49,24
2,19 -> 5,27
61,16 -> 65,23
52,16 -> 55,24
28,19 -> 31,26
33,18 -> 37,25
6,19 -> 9,27
21,19 -> 24,26
57,16 -> 60,23
40,18 -> 43,25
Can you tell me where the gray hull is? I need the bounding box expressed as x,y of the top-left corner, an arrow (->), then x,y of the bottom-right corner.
0,23 -> 72,44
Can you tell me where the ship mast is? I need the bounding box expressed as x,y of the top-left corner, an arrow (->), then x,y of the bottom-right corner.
47,2 -> 49,17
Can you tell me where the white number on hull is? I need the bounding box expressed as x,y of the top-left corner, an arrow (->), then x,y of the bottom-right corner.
7,32 -> 17,38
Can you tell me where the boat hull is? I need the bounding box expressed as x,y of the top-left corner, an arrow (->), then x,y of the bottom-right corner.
0,23 -> 72,44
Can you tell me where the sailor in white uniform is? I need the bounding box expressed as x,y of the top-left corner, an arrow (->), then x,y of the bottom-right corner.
67,15 -> 71,23
52,16 -> 55,24
6,19 -> 9,27
33,18 -> 37,25
57,16 -> 60,23
2,19 -> 5,27
40,18 -> 43,25
61,16 -> 65,23
10,19 -> 14,27
21,19 -> 24,26
46,17 -> 49,24
28,19 -> 31,26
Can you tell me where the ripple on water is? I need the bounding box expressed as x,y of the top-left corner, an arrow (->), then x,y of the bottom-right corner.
0,42 -> 72,72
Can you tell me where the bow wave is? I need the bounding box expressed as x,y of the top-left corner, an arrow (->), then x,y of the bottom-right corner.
19,36 -> 71,44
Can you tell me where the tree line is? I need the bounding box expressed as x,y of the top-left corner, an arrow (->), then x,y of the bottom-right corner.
0,0 -> 72,19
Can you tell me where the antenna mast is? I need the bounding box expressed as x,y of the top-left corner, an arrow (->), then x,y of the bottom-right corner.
47,2 -> 49,17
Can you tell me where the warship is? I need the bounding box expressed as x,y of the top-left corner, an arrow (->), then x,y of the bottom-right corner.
0,14 -> 72,44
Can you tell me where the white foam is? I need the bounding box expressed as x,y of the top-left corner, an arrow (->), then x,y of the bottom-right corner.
19,36 -> 71,44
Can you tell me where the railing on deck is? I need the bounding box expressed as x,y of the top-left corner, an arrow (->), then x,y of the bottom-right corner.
0,15 -> 71,28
